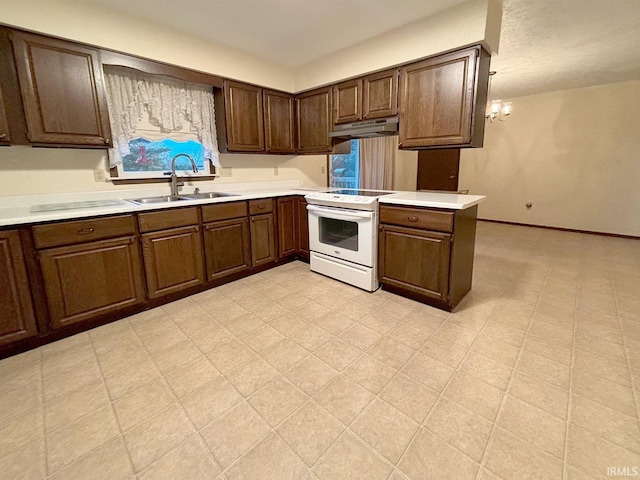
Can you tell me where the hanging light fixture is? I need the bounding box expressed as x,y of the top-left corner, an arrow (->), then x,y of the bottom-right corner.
485,71 -> 512,123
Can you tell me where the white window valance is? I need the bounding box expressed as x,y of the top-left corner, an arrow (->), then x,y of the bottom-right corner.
104,65 -> 220,169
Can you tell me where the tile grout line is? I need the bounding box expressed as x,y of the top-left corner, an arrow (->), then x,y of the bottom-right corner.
384,297 -> 502,480
611,270 -> 640,443
472,262 -> 552,480
38,347 -> 49,479
43,332 -> 132,479
87,329 -> 138,479
140,297 -> 278,478
285,299 -> 425,477
560,275 -> 579,480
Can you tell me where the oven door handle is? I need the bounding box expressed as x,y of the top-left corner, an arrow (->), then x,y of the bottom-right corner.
307,204 -> 374,220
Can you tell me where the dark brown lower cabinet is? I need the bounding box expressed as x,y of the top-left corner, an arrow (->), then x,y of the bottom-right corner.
378,204 -> 478,311
141,225 -> 205,299
0,230 -> 37,345
203,218 -> 251,281
297,197 -> 309,257
250,213 -> 276,267
277,197 -> 297,258
379,225 -> 451,302
277,196 -> 309,259
39,236 -> 144,329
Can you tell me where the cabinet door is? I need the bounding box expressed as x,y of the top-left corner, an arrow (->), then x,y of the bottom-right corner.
333,79 -> 362,124
264,90 -> 295,153
250,213 -> 276,267
0,231 -> 37,346
399,48 -> 479,148
296,87 -> 332,154
363,69 -> 398,120
39,236 -> 144,329
223,80 -> 264,152
296,197 -> 309,256
0,82 -> 10,143
142,225 -> 205,299
203,218 -> 251,281
11,31 -> 112,146
379,225 -> 451,302
277,197 -> 296,258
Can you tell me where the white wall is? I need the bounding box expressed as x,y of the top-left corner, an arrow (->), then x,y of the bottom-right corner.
0,0 -> 293,91
0,148 -> 327,195
394,144 -> 419,192
294,0 -> 502,91
459,80 -> 640,237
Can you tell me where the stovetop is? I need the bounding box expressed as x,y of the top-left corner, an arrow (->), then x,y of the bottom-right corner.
304,189 -> 397,210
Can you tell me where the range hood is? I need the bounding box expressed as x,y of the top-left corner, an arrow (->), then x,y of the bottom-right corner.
329,116 -> 399,139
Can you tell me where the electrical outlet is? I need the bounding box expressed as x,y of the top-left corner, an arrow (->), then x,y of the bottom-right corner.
273,166 -> 279,176
93,169 -> 106,182
219,167 -> 232,177
320,166 -> 326,174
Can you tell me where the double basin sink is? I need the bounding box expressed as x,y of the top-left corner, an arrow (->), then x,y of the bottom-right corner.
127,192 -> 238,205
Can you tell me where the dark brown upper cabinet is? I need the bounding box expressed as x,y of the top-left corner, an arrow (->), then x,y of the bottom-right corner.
362,68 -> 398,120
333,79 -> 362,125
223,80 -> 265,152
295,86 -> 333,154
399,46 -> 490,149
10,31 -> 112,147
0,82 -> 10,143
264,89 -> 295,154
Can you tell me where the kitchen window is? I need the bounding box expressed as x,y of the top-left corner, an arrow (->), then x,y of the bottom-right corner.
104,65 -> 220,179
329,139 -> 359,188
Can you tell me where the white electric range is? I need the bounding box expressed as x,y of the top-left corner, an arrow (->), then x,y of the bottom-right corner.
304,189 -> 398,291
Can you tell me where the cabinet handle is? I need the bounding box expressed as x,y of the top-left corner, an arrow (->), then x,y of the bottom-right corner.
408,216 -> 419,222
104,138 -> 111,144
258,204 -> 266,209
251,217 -> 255,222
194,226 -> 199,232
77,227 -> 95,235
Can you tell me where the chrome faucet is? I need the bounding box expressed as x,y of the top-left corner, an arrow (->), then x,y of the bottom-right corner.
170,154 -> 198,196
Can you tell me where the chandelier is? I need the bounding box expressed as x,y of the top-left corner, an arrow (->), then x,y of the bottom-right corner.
485,71 -> 512,123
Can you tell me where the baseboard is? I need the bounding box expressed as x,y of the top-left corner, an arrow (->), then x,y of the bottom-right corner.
478,218 -> 640,240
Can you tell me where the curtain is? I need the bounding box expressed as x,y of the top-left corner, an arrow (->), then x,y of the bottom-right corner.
359,136 -> 396,190
104,65 -> 220,168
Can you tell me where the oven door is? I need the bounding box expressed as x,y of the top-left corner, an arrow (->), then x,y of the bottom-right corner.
307,204 -> 375,267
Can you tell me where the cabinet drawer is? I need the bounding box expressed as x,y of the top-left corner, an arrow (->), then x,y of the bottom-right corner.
249,198 -> 274,215
202,201 -> 248,223
138,207 -> 199,233
33,215 -> 135,249
380,205 -> 454,232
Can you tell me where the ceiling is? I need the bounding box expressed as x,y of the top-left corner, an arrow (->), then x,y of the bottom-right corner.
85,0 -> 640,99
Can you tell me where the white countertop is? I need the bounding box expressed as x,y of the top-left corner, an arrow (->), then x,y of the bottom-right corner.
0,182 -> 485,227
379,191 -> 486,210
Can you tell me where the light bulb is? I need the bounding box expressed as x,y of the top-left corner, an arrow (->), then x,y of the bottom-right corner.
489,100 -> 502,114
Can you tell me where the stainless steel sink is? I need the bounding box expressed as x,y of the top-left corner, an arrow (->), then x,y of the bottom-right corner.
126,195 -> 189,205
179,192 -> 239,200
126,192 -> 239,204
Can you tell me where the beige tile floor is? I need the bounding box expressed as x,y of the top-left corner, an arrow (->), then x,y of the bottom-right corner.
1,221 -> 640,480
